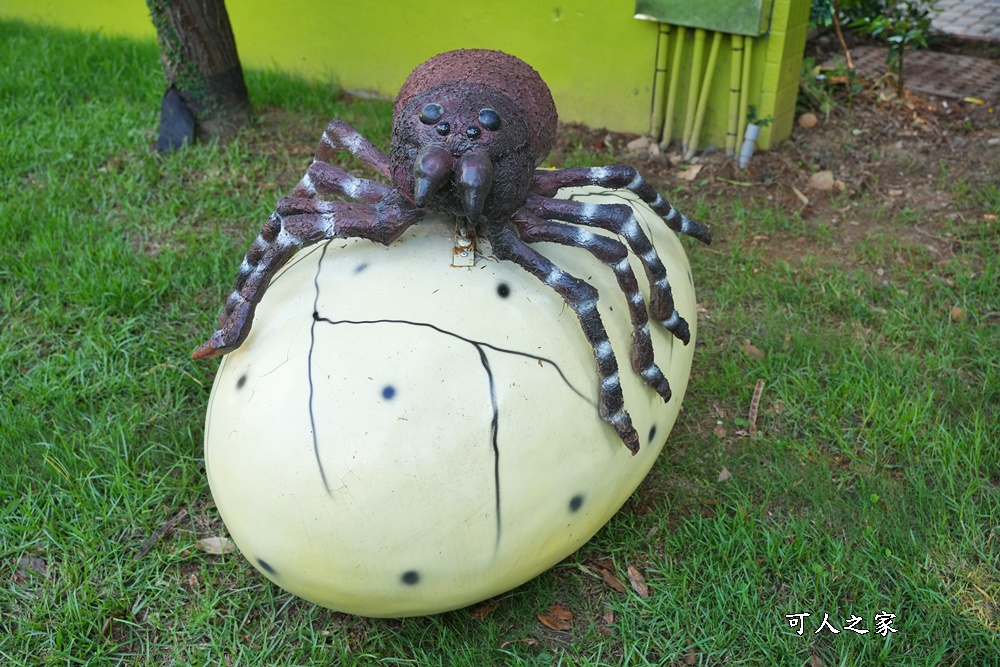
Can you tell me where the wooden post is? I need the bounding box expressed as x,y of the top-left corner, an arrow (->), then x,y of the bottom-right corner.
146,0 -> 252,150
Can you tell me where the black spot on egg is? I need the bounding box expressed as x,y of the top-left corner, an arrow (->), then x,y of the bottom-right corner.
401,570 -> 420,585
382,385 -> 396,400
257,558 -> 277,576
236,374 -> 247,390
569,494 -> 584,512
648,424 -> 657,444
354,263 -> 368,274
497,283 -> 511,298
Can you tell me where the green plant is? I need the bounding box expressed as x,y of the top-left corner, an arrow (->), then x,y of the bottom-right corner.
849,1 -> 939,97
798,57 -> 861,116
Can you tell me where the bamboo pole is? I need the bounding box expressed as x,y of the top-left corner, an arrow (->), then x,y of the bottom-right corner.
737,36 -> 755,159
726,34 -> 744,158
661,24 -> 686,150
649,24 -> 671,141
685,30 -> 722,161
681,28 -> 706,157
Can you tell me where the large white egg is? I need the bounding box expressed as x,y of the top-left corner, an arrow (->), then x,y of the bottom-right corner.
203,187 -> 698,616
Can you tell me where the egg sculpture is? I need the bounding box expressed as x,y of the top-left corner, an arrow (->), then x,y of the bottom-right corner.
202,185 -> 697,617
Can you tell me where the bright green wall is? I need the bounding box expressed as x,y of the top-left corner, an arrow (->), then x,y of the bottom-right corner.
0,0 -> 807,149
0,0 -> 660,134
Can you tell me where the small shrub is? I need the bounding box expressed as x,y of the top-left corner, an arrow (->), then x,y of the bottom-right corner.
850,1 -> 939,97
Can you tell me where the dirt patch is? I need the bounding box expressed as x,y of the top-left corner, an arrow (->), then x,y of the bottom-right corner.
550,84 -> 998,268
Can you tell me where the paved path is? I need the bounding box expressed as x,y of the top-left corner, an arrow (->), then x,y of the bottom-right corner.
849,45 -> 1000,101
936,0 -> 1000,41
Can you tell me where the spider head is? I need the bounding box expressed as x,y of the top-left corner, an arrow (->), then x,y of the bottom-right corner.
390,84 -> 535,225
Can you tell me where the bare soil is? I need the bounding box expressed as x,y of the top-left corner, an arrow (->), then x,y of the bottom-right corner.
551,81 -> 999,269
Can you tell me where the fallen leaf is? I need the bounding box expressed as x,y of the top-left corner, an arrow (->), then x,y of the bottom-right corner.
675,164 -> 703,181
713,424 -> 726,438
599,568 -> 627,594
717,467 -> 732,482
950,306 -> 966,323
500,638 -> 539,649
590,557 -> 615,571
888,189 -> 904,196
197,536 -> 236,555
547,604 -> 574,621
537,613 -> 572,631
468,601 -> 500,621
685,646 -> 697,665
811,654 -> 824,667
627,565 -> 649,598
603,608 -> 615,625
741,340 -> 765,360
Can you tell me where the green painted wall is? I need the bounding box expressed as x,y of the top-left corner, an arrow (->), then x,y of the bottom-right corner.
0,1 -> 659,134
0,0 -> 807,150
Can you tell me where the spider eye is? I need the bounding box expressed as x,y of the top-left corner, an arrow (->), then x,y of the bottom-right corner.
435,121 -> 451,136
478,108 -> 501,131
466,126 -> 481,139
419,103 -> 443,125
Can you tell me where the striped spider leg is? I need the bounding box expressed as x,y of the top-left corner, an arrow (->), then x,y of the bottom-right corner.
307,119 -> 392,179
524,194 -> 693,345
192,193 -> 423,360
529,165 -> 712,243
512,208 -> 672,403
486,223 -> 641,454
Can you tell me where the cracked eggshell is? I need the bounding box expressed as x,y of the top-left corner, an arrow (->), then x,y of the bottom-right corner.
203,187 -> 697,617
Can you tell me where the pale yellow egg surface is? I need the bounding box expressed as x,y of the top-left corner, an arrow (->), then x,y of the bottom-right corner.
203,187 -> 698,616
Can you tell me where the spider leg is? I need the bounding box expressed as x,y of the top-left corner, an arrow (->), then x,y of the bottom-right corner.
526,195 -> 692,345
486,222 -> 641,454
311,119 -> 391,179
530,165 -> 711,243
192,193 -> 423,360
289,159 -> 394,203
513,209 -> 672,403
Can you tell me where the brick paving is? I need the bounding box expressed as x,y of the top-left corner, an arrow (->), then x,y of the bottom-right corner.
935,0 -> 1000,40
849,45 -> 1000,101
822,1 -> 1000,102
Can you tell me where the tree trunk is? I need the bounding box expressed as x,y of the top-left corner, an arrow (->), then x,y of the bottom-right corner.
146,0 -> 252,150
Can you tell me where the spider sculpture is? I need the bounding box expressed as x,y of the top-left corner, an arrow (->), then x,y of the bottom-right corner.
193,49 -> 711,454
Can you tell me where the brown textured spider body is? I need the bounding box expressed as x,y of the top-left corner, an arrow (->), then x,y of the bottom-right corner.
193,49 -> 710,453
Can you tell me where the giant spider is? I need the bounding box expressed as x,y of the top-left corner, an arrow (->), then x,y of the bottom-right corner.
193,49 -> 710,453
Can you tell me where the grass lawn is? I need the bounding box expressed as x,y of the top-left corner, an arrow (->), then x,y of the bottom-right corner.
1,19 -> 998,666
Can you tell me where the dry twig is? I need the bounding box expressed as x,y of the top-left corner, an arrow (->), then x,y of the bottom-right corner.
134,508 -> 188,560
748,379 -> 764,435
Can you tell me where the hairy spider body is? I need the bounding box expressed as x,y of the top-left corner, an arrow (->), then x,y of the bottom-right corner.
194,49 -> 710,453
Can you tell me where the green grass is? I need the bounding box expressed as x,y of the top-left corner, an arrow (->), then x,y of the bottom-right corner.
2,19 -> 999,666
